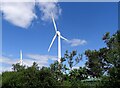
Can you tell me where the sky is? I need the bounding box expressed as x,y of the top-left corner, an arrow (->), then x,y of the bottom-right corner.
1,1 -> 118,73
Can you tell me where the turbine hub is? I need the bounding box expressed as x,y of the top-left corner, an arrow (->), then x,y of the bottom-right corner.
57,31 -> 60,36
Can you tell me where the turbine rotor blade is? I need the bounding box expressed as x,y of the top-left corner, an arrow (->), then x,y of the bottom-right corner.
48,34 -> 57,52
51,14 -> 57,32
60,35 -> 68,41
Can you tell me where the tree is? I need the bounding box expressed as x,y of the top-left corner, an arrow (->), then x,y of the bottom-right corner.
69,67 -> 88,81
85,30 -> 120,87
38,67 -> 59,88
102,30 -> 120,88
85,49 -> 104,78
12,63 -> 25,72
63,50 -> 82,71
2,62 -> 60,88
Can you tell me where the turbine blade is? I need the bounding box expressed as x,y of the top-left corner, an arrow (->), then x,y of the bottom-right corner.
51,14 -> 57,32
48,34 -> 57,52
60,35 -> 68,41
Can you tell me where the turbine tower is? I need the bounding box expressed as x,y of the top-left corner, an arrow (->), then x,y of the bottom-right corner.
48,14 -> 68,64
19,50 -> 23,66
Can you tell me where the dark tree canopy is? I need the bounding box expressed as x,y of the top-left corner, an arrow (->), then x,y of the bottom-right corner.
85,30 -> 120,87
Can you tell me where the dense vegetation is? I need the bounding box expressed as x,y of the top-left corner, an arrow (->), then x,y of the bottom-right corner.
1,30 -> 120,88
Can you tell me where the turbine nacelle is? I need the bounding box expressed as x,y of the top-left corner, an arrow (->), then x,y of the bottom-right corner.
56,31 -> 60,36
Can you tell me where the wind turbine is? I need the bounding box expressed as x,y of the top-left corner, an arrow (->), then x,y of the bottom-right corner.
48,14 -> 68,64
19,50 -> 23,66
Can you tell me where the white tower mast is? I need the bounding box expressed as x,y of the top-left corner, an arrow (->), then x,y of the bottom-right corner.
58,31 -> 61,63
20,50 -> 23,66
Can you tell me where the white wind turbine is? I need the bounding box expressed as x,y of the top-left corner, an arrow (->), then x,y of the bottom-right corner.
19,50 -> 23,66
48,14 -> 68,64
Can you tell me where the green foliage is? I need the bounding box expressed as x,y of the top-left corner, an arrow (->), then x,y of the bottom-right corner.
101,30 -> 120,88
2,62 -> 59,88
85,49 -> 104,77
62,50 -> 82,71
69,67 -> 88,81
85,30 -> 120,87
12,63 -> 26,72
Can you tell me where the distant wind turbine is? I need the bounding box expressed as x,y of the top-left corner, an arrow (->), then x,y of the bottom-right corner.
48,14 -> 68,64
19,50 -> 23,66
